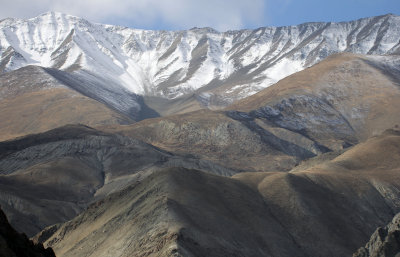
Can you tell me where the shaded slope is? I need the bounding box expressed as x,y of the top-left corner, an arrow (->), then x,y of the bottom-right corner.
232,128 -> 400,256
0,124 -> 236,236
42,129 -> 400,257
43,68 -> 160,121
42,168 -> 304,257
0,207 -> 55,257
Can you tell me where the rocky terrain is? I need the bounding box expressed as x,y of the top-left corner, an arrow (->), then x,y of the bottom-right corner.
229,53 -> 400,146
104,52 -> 400,171
0,51 -> 398,257
34,128 -> 400,257
354,212 -> 400,257
0,124 -> 237,236
0,12 -> 400,257
0,206 -> 55,257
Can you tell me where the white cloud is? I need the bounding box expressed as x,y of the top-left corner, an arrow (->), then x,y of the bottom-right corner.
0,0 -> 266,31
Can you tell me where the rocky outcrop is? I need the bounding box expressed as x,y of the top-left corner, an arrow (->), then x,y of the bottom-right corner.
0,206 -> 55,257
353,213 -> 400,257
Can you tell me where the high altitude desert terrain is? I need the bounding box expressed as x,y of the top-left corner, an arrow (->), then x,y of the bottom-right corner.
0,12 -> 400,257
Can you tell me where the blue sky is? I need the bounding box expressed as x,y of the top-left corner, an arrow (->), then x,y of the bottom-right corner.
0,0 -> 399,31
265,0 -> 400,27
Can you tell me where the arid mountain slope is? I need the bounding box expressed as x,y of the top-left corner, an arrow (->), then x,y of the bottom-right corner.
235,128 -> 400,257
3,52 -> 398,239
104,53 -> 400,172
0,207 -> 55,257
229,53 -> 400,147
0,124 -> 235,236
0,66 -> 134,141
111,109 -> 308,172
43,168 -> 299,257
41,128 -> 400,257
0,12 -> 399,257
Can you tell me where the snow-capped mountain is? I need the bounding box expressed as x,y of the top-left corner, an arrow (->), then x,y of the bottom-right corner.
1,12 -> 400,116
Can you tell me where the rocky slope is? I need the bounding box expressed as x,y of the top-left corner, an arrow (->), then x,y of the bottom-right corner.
353,212 -> 400,257
110,109 -> 316,172
2,51 -> 399,239
39,128 -> 400,257
104,52 -> 400,172
0,206 -> 55,257
228,53 -> 400,148
0,124 -> 234,237
1,12 -> 400,117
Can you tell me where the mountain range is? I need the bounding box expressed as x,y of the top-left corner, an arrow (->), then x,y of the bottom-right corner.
1,12 -> 400,120
0,12 -> 400,257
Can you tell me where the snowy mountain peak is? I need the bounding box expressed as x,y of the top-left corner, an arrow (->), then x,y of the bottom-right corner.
1,13 -> 400,115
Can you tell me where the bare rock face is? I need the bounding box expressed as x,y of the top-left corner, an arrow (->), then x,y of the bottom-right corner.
0,206 -> 56,257
353,213 -> 400,257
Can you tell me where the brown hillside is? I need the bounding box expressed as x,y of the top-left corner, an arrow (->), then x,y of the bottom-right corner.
0,66 -> 134,141
42,128 -> 400,257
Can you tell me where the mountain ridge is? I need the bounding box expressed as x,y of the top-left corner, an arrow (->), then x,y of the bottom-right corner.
38,128 -> 400,257
2,12 -> 399,32
1,12 -> 400,119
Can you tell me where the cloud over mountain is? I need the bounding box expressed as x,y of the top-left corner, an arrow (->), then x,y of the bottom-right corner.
0,0 -> 265,31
